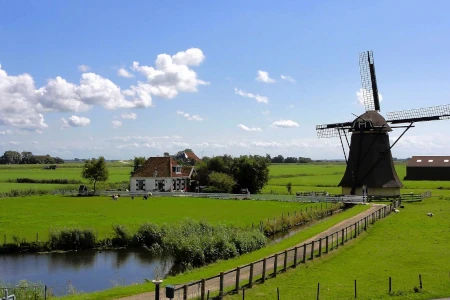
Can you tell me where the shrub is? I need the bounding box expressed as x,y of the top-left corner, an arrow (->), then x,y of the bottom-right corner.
15,178 -> 82,184
133,223 -> 164,247
49,228 -> 96,250
0,189 -> 49,198
111,224 -> 132,247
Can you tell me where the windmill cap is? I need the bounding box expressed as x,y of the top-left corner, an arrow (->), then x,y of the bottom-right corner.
351,110 -> 392,132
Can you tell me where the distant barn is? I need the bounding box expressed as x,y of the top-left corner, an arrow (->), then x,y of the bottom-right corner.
406,156 -> 450,180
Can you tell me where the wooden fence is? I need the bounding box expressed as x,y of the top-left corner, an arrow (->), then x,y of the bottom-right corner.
161,201 -> 400,300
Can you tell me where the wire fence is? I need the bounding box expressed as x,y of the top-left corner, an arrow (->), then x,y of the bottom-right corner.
161,201 -> 400,300
0,284 -> 47,299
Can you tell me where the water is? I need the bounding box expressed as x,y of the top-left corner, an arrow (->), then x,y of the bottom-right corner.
0,249 -> 173,296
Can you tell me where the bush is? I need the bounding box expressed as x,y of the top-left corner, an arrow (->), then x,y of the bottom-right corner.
133,223 -> 164,247
112,224 -> 132,247
49,228 -> 96,250
15,178 -> 82,184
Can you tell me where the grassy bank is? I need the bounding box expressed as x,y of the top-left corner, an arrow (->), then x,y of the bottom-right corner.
226,197 -> 450,300
58,205 -> 369,299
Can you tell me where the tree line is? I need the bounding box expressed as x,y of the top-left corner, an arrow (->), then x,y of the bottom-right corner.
194,155 -> 270,194
267,154 -> 312,164
0,151 -> 64,165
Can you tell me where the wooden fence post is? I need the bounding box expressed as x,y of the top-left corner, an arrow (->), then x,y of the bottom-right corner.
335,232 -> 339,249
341,229 -> 345,245
274,254 -> 278,277
283,250 -> 288,271
318,238 -> 322,257
201,279 -> 206,300
183,285 -> 188,300
302,244 -> 307,263
219,272 -> 224,299
293,247 -> 298,267
249,263 -> 254,288
354,223 -> 357,238
325,235 -> 329,253
262,258 -> 266,283
310,241 -> 315,260
235,266 -> 240,292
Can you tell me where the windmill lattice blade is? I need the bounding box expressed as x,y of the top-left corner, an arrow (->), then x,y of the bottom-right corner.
316,123 -> 352,138
359,51 -> 381,111
386,104 -> 450,124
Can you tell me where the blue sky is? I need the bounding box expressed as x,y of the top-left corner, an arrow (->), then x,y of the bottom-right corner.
1,0 -> 450,160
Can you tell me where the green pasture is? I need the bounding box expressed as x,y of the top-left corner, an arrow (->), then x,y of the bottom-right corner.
226,197 -> 450,300
0,195 -> 327,243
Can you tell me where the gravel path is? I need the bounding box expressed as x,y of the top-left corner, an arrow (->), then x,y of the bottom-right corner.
117,204 -> 386,300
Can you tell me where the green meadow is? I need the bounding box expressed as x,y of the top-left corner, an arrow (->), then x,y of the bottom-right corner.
226,197 -> 450,300
0,195 -> 324,243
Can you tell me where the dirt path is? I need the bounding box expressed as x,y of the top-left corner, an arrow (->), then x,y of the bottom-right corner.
117,204 -> 385,300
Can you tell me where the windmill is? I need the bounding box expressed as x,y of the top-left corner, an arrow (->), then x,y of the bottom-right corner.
316,51 -> 450,197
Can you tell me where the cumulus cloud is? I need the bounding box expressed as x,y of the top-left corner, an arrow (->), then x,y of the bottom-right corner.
176,110 -> 203,121
356,88 -> 383,106
0,48 -> 207,130
61,116 -> 91,128
280,75 -> 295,83
0,129 -> 11,135
78,65 -> 91,72
112,120 -> 123,128
234,88 -> 268,104
271,120 -> 299,128
121,112 -> 137,120
131,48 -> 208,99
238,124 -> 262,132
117,68 -> 134,78
256,70 -> 275,83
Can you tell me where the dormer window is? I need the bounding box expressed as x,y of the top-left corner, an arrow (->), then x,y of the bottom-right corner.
172,166 -> 182,174
428,160 -> 433,162
444,160 -> 449,163
416,160 -> 422,162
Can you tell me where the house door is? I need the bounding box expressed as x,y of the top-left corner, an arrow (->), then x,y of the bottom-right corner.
158,180 -> 164,191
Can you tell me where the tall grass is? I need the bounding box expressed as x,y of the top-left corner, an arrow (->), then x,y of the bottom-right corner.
0,280 -> 49,299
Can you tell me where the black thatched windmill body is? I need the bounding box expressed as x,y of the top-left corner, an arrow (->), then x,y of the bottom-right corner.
316,51 -> 450,197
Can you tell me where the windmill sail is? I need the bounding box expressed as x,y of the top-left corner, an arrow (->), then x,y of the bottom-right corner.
359,51 -> 381,112
386,104 -> 450,124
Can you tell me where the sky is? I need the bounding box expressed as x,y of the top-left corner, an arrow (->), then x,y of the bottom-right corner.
1,0 -> 450,160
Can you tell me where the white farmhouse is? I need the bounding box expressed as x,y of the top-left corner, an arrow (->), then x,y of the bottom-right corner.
130,157 -> 196,192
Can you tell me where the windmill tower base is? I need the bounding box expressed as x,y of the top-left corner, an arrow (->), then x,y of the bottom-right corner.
342,186 -> 401,197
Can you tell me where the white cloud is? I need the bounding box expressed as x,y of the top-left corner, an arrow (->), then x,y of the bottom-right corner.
32,141 -> 39,144
117,68 -> 134,78
131,47 -> 208,99
287,104 -> 295,108
172,141 -> 190,148
356,88 -> 383,106
262,110 -> 270,116
238,124 -> 262,132
280,75 -> 295,83
120,112 -> 137,120
176,110 -> 203,121
112,120 -> 123,128
256,70 -> 275,83
61,116 -> 91,128
0,129 -> 11,135
234,88 -> 268,104
271,120 -> 299,128
78,65 -> 91,72
0,48 -> 208,130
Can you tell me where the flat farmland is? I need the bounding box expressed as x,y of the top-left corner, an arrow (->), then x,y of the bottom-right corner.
0,195 -> 324,243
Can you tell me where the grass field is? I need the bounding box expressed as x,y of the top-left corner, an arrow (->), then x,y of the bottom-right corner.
0,195 -> 329,243
226,197 -> 450,300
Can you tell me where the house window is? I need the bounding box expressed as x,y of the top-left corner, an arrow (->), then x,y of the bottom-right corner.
416,160 -> 422,162
173,166 -> 182,174
444,160 -> 449,163
428,160 -> 433,162
137,180 -> 145,190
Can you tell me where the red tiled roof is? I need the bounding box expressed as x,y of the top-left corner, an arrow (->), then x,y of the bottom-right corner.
407,156 -> 450,167
185,151 -> 201,162
132,157 -> 194,178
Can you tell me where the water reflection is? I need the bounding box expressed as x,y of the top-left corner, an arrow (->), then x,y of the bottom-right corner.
0,249 -> 173,296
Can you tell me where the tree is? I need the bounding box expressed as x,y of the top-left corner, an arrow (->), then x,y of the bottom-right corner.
133,156 -> 146,172
207,172 -> 236,193
82,156 -> 109,192
286,182 -> 292,194
163,152 -> 170,157
43,155 -> 56,164
0,150 -> 21,164
231,155 -> 270,194
271,155 -> 284,163
54,157 -> 65,164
